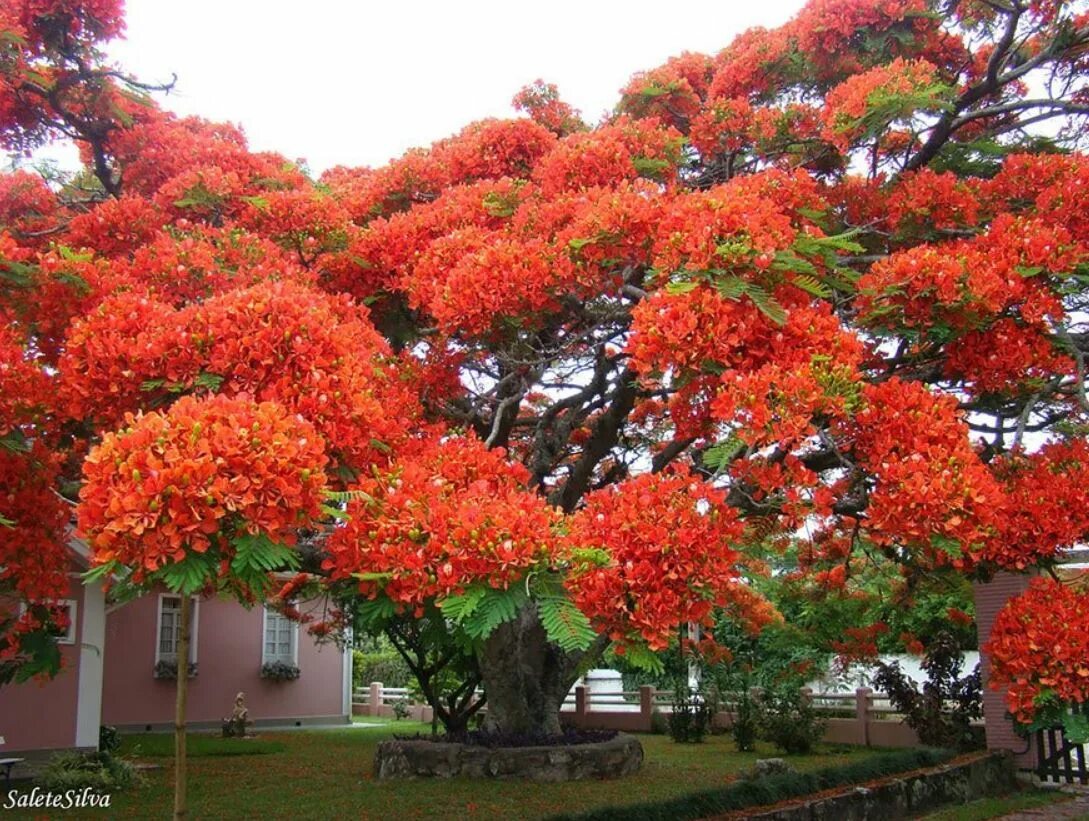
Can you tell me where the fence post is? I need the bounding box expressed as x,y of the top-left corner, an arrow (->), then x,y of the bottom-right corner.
369,681 -> 383,718
856,687 -> 872,747
640,685 -> 654,731
575,685 -> 588,717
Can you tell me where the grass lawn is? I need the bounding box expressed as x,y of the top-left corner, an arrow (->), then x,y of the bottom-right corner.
916,788 -> 1077,820
1,725 -> 911,820
350,714 -> 419,726
118,734 -> 287,757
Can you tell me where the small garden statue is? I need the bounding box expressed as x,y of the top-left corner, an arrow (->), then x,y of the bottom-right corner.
222,692 -> 252,738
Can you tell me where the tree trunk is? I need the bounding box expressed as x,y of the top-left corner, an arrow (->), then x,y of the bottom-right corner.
173,595 -> 190,821
477,603 -> 596,736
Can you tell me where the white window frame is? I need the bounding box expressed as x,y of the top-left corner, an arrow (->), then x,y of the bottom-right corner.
17,599 -> 77,644
154,594 -> 199,666
261,606 -> 299,667
55,599 -> 77,645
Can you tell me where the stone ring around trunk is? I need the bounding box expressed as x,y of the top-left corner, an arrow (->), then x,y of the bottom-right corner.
373,733 -> 644,781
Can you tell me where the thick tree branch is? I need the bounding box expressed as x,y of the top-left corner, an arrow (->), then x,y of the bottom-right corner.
553,366 -> 639,512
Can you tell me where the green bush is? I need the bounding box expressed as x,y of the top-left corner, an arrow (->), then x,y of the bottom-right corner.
649,708 -> 669,735
871,630 -> 983,752
730,691 -> 758,752
546,747 -> 954,821
668,683 -> 713,743
98,725 -> 120,755
756,686 -> 827,754
352,647 -> 412,690
38,751 -> 143,793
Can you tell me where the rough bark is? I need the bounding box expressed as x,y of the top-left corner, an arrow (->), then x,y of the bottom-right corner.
477,603 -> 602,736
173,595 -> 190,821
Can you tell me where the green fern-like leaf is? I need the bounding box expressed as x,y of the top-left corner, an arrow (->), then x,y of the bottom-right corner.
230,533 -> 299,575
821,266 -> 861,293
712,274 -> 747,300
772,250 -> 819,277
82,560 -> 119,585
565,548 -> 612,569
438,585 -> 489,622
665,280 -> 698,295
0,429 -> 30,454
929,534 -> 963,558
622,643 -> 665,675
800,230 -> 865,255
0,259 -> 35,287
192,371 -> 224,392
324,489 -> 376,505
320,504 -> 350,521
159,552 -> 217,595
356,596 -> 396,628
702,437 -> 745,471
460,585 -> 528,640
352,571 -> 393,583
744,283 -> 788,326
537,595 -> 596,652
790,273 -> 832,298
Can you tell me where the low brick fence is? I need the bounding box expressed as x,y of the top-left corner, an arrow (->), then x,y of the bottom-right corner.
353,682 -> 951,748
560,685 -> 926,748
352,683 -> 435,723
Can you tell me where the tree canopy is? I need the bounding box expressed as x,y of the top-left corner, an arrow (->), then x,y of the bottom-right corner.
2,0 -> 1089,735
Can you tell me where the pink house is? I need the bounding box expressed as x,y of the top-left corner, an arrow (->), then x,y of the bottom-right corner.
973,570 -> 1036,770
1,551 -> 352,757
0,548 -> 106,756
100,589 -> 351,732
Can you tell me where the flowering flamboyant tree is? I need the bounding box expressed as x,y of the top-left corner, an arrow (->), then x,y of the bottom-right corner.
3,0 -> 1089,742
78,393 -> 329,818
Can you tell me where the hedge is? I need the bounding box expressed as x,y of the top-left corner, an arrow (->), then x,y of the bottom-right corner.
352,648 -> 413,690
546,747 -> 955,821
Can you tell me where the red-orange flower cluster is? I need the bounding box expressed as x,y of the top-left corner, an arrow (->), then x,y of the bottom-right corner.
323,436 -> 561,610
981,440 -> 1089,570
566,471 -> 747,651
78,394 -> 329,578
986,578 -> 1089,724
60,280 -> 417,470
851,379 -> 1000,561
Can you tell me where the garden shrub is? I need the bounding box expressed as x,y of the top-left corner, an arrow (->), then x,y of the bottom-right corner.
547,747 -> 953,821
871,630 -> 983,751
98,725 -> 120,755
649,708 -> 669,735
755,686 -> 826,754
730,690 -> 758,752
38,751 -> 143,793
352,646 -> 413,690
668,681 -> 713,743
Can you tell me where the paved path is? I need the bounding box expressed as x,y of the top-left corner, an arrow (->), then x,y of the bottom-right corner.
995,790 -> 1089,820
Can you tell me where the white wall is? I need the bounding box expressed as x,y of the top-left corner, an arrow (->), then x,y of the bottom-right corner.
808,652 -> 981,694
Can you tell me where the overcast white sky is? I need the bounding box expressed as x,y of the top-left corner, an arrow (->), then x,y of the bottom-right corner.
103,0 -> 807,174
